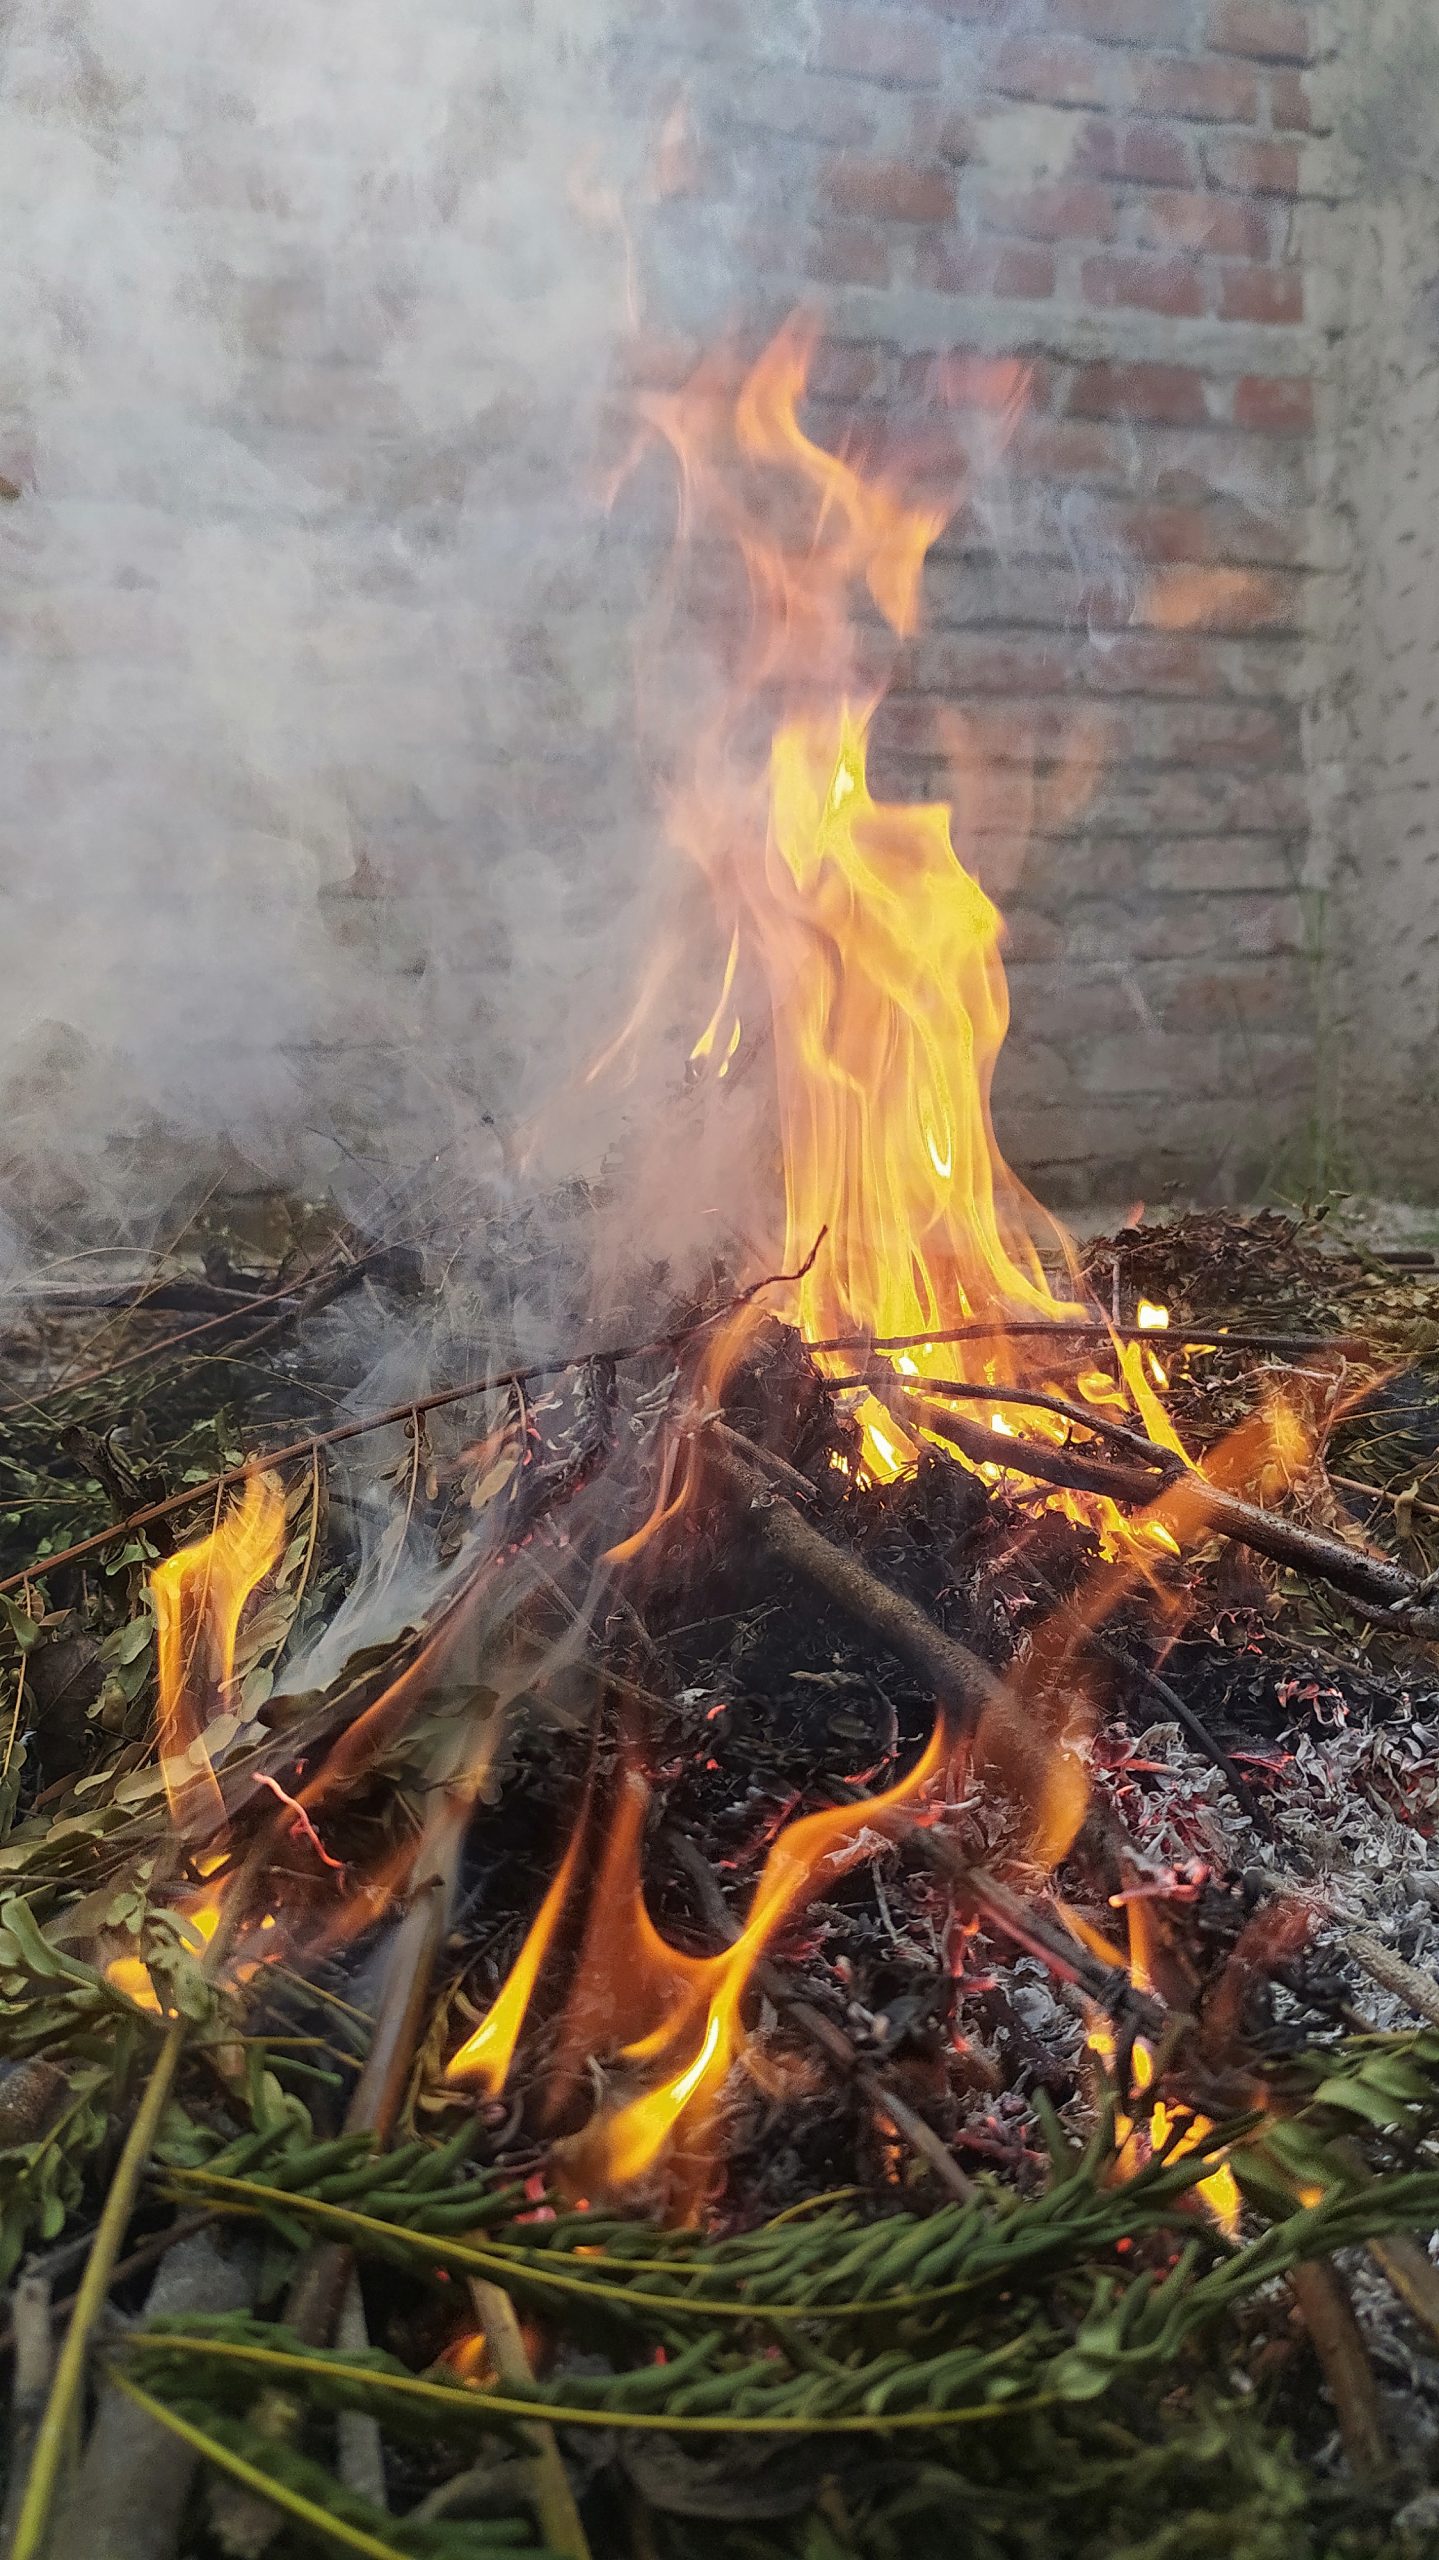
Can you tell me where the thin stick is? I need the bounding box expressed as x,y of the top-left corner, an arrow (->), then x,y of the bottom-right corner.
1288,2258 -> 1390,2478
0,1243 -> 825,1601
7,2018 -> 186,2560
1345,1930 -> 1439,2031
669,1831 -> 977,2203
809,1320 -> 1352,1357
833,1370 -> 1184,1473
898,1400 -> 1435,1624
285,1783 -> 471,2348
468,2278 -> 593,2560
0,2272 -> 54,2549
702,1428 -> 1032,1769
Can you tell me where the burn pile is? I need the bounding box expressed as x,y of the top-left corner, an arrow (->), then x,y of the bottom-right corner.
8,324 -> 1439,2560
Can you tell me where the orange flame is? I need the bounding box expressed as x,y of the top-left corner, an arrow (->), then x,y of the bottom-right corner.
626,318 -> 1194,1508
151,1473 -> 287,1833
447,1717 -> 950,2202
1078,1894 -> 1240,2239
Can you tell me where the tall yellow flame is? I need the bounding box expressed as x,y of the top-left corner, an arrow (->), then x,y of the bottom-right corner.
151,1473 -> 287,1832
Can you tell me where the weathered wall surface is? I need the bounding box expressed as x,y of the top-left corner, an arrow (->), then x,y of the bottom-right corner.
1319,0 -> 1439,1196
0,0 -> 1367,1230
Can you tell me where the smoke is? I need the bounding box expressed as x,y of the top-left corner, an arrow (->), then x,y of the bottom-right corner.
0,0 -> 673,1255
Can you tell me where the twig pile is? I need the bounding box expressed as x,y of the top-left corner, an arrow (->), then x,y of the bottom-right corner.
5,1199 -> 1439,2558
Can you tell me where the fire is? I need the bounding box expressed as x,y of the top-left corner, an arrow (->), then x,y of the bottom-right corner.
632,317 -> 1189,1505
448,1717 -> 950,2201
151,1474 -> 287,1833
1080,1896 -> 1241,2240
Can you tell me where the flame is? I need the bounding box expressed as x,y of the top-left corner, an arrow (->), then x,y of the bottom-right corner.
1082,1896 -> 1240,2239
631,318 -> 1193,1511
447,1716 -> 950,2202
447,1800 -> 590,2095
151,1474 -> 287,1833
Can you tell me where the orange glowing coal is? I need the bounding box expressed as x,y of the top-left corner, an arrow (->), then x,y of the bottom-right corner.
448,1716 -> 950,2199
632,316 -> 1187,1501
151,1472 -> 287,1833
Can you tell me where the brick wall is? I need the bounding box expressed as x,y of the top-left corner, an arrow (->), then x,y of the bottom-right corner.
0,0 -> 1335,1222
629,0 -> 1324,1207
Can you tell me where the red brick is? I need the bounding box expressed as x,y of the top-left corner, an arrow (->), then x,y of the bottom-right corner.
1138,56 -> 1259,121
1207,1 -> 1312,62
1135,564 -> 1301,631
1069,360 -> 1210,423
801,225 -> 892,288
1215,261 -> 1304,323
1081,252 -> 1205,317
990,35 -> 1112,107
732,70 -> 879,149
823,158 -> 955,223
1076,117 -> 1195,186
1131,191 -> 1274,255
1266,68 -> 1312,131
816,8 -> 943,86
976,180 -> 1118,241
1232,371 -> 1313,432
1203,135 -> 1301,194
916,238 -> 1057,297
1050,0 -> 1189,37
1007,417 -> 1132,480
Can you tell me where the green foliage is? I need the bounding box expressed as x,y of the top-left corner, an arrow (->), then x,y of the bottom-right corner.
120,2030 -> 1439,2558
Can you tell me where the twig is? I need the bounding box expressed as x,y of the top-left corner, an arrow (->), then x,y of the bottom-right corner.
833,1370 -> 1185,1474
0,2272 -> 54,2550
702,1427 -> 1052,1802
335,2274 -> 388,2514
0,1243 -> 825,1600
1344,1930 -> 1439,2031
808,1320 -> 1352,1358
285,1782 -> 471,2347
468,2279 -> 593,2560
896,1399 -> 1438,1625
668,1831 -> 977,2203
1288,2258 -> 1391,2478
8,2018 -> 188,2560
901,1825 -> 1164,2039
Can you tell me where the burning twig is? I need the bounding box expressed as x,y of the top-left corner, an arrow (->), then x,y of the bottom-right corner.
899,1396 -> 1439,1625
667,1829 -> 977,2203
810,1320 -> 1355,1358
466,2279 -> 593,2560
900,1825 -> 1165,2042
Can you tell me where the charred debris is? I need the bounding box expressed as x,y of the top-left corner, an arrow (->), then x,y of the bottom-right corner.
6,1200 -> 1439,2558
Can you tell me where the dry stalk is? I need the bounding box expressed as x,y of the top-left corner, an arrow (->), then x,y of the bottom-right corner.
1288,2258 -> 1391,2479
467,2278 -> 593,2560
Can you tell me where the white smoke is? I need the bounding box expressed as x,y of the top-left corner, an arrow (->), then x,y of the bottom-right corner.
0,0 -> 667,1250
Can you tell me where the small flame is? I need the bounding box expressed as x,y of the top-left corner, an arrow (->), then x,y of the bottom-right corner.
1137,1301 -> 1169,1331
151,1474 -> 287,1833
447,1718 -> 950,2201
446,1801 -> 590,2095
106,1891 -> 225,2014
1081,1898 -> 1240,2239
